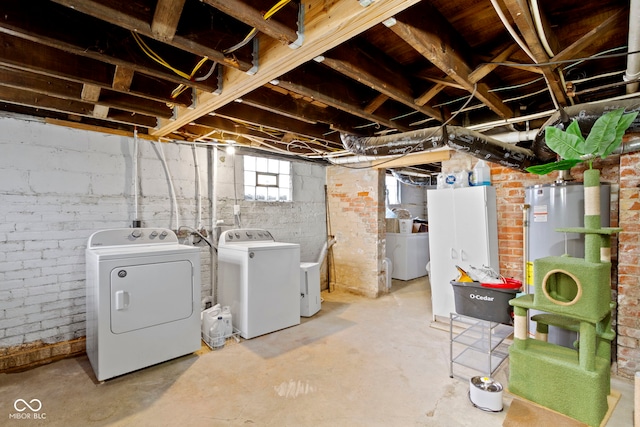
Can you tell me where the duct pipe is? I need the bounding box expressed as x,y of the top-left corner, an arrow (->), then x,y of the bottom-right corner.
532,99 -> 640,162
626,0 -> 640,93
489,129 -> 539,144
390,169 -> 432,186
341,126 -> 538,170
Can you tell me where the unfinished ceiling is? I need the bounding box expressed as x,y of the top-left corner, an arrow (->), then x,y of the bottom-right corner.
0,0 -> 638,174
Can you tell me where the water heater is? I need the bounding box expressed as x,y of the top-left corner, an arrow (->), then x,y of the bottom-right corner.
525,182 -> 610,346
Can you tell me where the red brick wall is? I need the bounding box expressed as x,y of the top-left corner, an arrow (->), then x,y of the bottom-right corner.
617,151 -> 640,377
326,166 -> 386,297
446,151 -> 636,378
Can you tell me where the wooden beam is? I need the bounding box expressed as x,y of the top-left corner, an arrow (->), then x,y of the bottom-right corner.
501,0 -> 568,106
151,0 -> 421,137
194,114 -> 343,150
215,102 -> 340,144
0,32 -> 191,107
364,94 -> 389,114
93,104 -> 110,119
0,32 -> 114,87
0,67 -> 174,118
241,87 -> 371,134
202,0 -> 299,45
45,118 -> 161,141
323,43 -> 443,121
469,44 -> 520,83
112,66 -> 135,92
276,71 -> 411,132
0,2 -> 220,92
151,0 -> 187,42
81,84 -> 101,102
0,85 -> 156,127
423,76 -> 465,90
369,149 -> 451,169
52,0 -> 251,71
415,84 -> 445,107
391,6 -> 513,119
500,62 -> 545,74
549,8 -> 627,66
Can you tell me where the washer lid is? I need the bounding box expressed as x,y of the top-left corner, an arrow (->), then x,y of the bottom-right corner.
88,243 -> 200,259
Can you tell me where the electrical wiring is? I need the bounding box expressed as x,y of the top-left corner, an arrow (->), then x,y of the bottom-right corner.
487,49 -> 640,68
223,0 -> 292,54
132,32 -> 192,80
327,83 -> 479,171
131,31 -> 213,99
171,56 -> 210,98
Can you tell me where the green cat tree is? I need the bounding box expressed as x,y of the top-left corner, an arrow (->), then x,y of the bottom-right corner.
509,168 -> 618,426
509,108 -> 637,426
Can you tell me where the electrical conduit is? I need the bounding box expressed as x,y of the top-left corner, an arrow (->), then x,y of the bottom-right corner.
626,0 -> 640,93
154,141 -> 179,232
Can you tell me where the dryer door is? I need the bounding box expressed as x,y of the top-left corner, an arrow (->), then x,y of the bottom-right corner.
110,260 -> 193,334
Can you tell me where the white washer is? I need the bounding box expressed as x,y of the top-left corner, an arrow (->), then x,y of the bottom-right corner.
86,228 -> 201,381
217,229 -> 300,339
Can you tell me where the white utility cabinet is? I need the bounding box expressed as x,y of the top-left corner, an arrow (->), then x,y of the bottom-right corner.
427,186 -> 499,320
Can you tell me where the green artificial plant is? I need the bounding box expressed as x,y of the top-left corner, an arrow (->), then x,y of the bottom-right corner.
526,108 -> 638,175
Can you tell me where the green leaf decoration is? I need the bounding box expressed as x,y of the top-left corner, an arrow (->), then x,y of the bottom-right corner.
584,108 -> 623,155
525,159 -> 582,175
600,110 -> 639,158
565,119 -> 585,142
538,108 -> 638,174
545,126 -> 585,160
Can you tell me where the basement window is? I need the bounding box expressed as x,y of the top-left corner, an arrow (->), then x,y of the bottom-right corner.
244,155 -> 291,201
386,174 -> 400,205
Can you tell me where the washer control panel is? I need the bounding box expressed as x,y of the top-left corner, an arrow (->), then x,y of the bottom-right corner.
88,228 -> 177,248
219,229 -> 274,245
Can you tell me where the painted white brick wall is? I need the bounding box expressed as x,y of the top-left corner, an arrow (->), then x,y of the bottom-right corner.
0,116 -> 213,348
215,150 -> 328,263
0,116 -> 329,352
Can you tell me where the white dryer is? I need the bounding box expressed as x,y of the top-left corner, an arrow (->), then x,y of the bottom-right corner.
217,229 -> 300,339
86,228 -> 201,381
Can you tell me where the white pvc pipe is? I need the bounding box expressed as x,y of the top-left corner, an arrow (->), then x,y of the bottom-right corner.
133,129 -> 139,223
155,141 -> 179,231
488,129 -> 540,144
626,0 -> 640,93
211,146 -> 218,303
192,145 -> 202,229
489,0 -> 536,62
316,237 -> 337,265
531,0 -> 554,57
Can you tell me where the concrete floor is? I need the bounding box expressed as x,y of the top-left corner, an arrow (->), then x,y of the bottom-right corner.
1,277 -> 635,426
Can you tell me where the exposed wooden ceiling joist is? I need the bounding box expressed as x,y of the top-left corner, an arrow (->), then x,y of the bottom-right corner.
0,0 -> 633,171
500,0 -> 568,106
322,42 -> 443,121
151,0 -> 421,137
390,6 -> 513,119
51,0 -> 252,71
151,0 -> 187,42
202,0 -> 299,46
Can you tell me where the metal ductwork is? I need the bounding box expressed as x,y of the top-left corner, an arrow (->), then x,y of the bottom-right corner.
341,100 -> 640,172
389,169 -> 432,186
341,126 -> 539,171
532,99 -> 640,162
